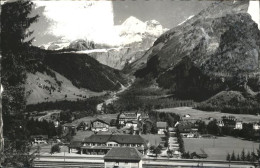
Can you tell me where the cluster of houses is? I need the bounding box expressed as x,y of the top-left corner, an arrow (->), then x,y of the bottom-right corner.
62,112 -> 150,135
216,116 -> 243,130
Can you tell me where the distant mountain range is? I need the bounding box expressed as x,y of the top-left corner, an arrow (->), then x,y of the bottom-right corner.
39,16 -> 168,70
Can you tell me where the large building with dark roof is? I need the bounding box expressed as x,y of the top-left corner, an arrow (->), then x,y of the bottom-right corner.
68,134 -> 147,155
104,147 -> 143,168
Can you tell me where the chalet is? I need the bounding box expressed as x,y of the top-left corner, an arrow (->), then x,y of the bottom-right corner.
253,123 -> 260,130
77,121 -> 89,131
68,141 -> 82,154
30,135 -> 48,144
76,134 -> 147,155
221,116 -> 243,130
119,112 -> 137,125
125,120 -> 138,129
91,118 -> 110,132
104,147 -> 143,168
177,121 -> 192,133
217,120 -> 224,127
63,123 -> 78,133
234,121 -> 243,130
137,113 -> 149,121
222,115 -> 236,121
156,122 -> 167,135
119,112 -> 149,126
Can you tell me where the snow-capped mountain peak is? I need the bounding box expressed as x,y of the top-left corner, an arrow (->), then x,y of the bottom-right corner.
119,16 -> 168,45
122,16 -> 144,27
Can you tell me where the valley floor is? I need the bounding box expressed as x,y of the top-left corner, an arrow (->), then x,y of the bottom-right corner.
157,107 -> 260,123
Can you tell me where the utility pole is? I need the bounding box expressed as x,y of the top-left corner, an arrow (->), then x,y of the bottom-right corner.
64,149 -> 65,168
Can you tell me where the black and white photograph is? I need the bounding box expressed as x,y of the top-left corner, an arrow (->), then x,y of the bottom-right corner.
0,0 -> 260,167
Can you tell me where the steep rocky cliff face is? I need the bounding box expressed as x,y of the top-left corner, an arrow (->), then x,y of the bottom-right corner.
133,1 -> 260,102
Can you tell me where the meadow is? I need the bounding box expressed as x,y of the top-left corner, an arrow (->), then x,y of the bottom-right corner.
184,136 -> 260,160
157,107 -> 260,123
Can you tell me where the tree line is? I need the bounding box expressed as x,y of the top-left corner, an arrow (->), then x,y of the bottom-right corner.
196,120 -> 260,141
25,97 -> 102,112
226,147 -> 260,163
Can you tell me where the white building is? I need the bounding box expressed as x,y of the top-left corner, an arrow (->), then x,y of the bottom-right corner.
235,121 -> 243,130
253,123 -> 260,130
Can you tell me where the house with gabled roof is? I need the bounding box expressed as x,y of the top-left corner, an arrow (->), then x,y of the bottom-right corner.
104,147 -> 143,168
91,118 -> 111,132
156,122 -> 167,135
68,141 -> 82,154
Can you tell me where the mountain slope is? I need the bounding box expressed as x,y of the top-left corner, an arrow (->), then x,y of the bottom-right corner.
126,1 -> 260,111
43,51 -> 128,92
25,70 -> 104,104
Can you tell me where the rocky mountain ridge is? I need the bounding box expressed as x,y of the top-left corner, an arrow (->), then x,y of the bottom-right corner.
130,0 -> 260,106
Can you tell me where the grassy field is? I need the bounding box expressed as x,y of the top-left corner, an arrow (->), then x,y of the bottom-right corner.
26,72 -> 105,105
184,136 -> 260,160
157,107 -> 260,123
141,134 -> 164,147
73,130 -> 94,141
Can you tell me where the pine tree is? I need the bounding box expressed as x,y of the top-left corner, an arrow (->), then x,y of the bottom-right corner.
251,151 -> 256,162
236,154 -> 240,161
241,148 -> 246,161
246,151 -> 251,161
226,153 -> 231,161
231,151 -> 236,161
1,1 -> 39,167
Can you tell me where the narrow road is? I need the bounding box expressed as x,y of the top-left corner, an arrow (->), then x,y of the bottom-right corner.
96,84 -> 130,111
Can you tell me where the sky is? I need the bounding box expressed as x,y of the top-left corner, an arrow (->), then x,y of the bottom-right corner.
28,0 -> 214,46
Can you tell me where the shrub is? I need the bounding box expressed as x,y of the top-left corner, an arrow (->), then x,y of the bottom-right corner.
51,144 -> 60,154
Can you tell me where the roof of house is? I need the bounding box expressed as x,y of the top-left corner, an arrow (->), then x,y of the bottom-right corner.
104,147 -> 142,161
156,122 -> 167,128
30,135 -> 48,139
91,118 -> 111,125
126,120 -> 138,124
143,119 -> 153,124
63,123 -> 78,127
83,134 -> 145,144
177,121 -> 194,133
120,112 -> 137,118
69,141 -> 83,148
